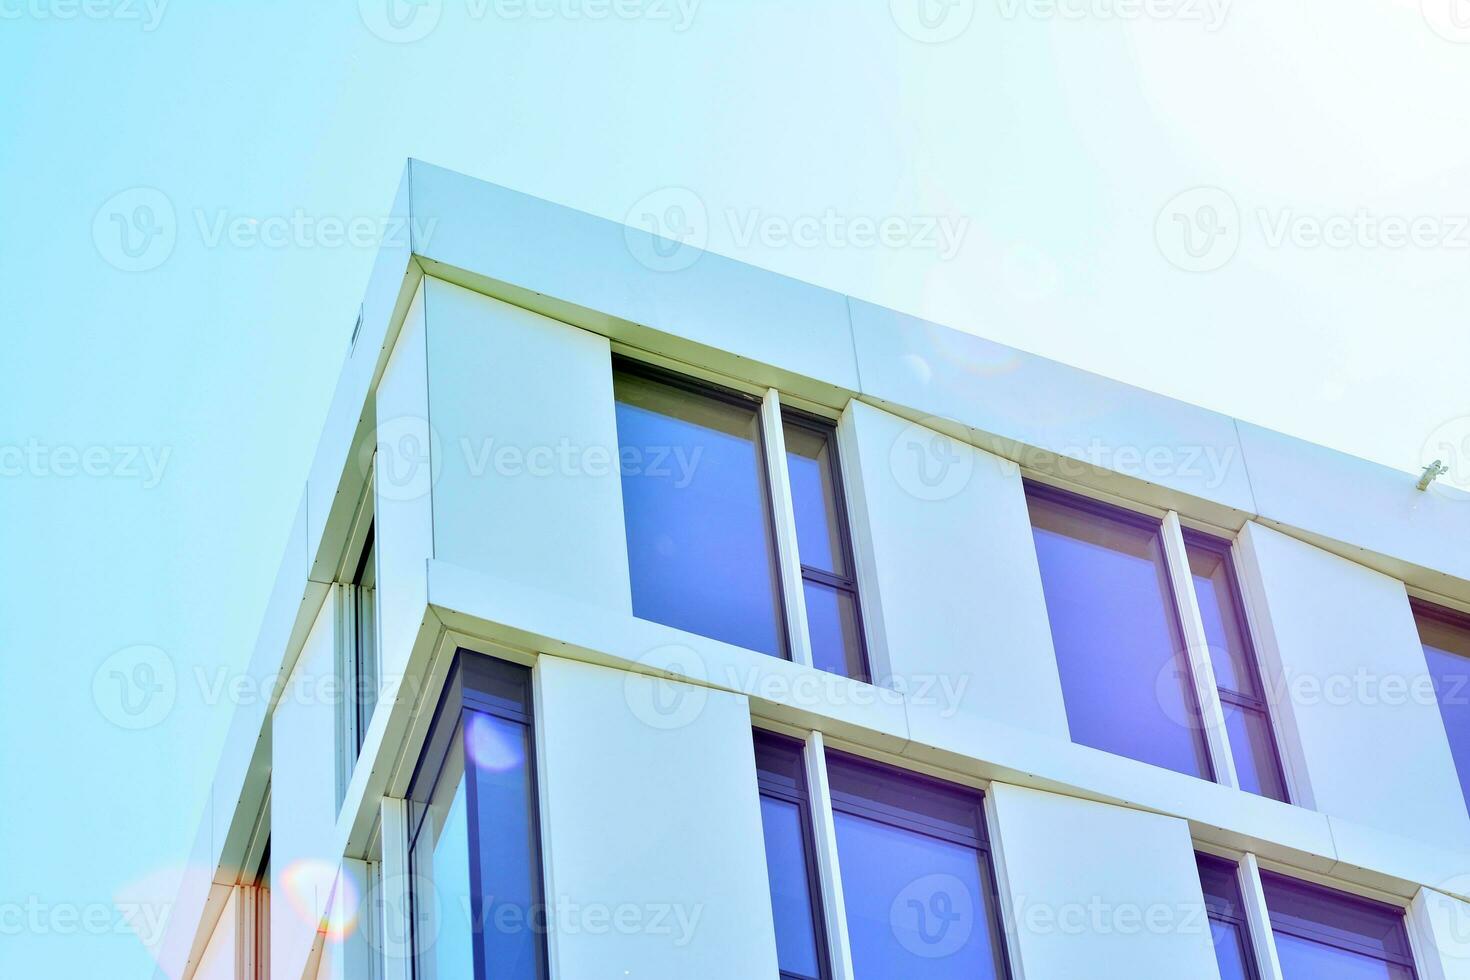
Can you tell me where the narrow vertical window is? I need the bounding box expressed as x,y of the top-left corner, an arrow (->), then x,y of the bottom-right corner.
753,731 -> 830,980
1195,854 -> 1259,980
1413,600 -> 1470,819
613,363 -> 787,658
782,412 -> 869,681
353,527 -> 378,755
1262,873 -> 1418,979
408,653 -> 547,980
1183,531 -> 1288,801
827,753 -> 1010,979
1025,483 -> 1212,779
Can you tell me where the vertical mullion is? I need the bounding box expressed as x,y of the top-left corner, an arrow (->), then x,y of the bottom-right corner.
803,731 -> 856,980
1161,512 -> 1239,789
762,389 -> 815,669
1229,536 -> 1300,805
335,583 -> 359,808
378,798 -> 413,980
1238,853 -> 1287,980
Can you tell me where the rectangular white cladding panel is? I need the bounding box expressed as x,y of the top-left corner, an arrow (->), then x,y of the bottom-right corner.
1236,522 -> 1470,849
839,400 -> 1069,744
534,655 -> 779,979
271,596 -> 340,980
423,279 -> 632,612
988,783 -> 1219,979
375,282 -> 434,685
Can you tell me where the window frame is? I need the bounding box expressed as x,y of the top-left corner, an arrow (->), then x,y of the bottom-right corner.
1194,851 -> 1262,980
753,729 -> 834,980
611,355 -> 872,681
1259,870 -> 1420,977
779,407 -> 872,683
405,650 -> 550,980
1180,527 -> 1291,803
1022,479 -> 1216,782
823,749 -> 1015,980
335,477 -> 380,809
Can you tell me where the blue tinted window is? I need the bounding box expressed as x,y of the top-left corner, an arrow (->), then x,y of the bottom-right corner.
1026,485 -> 1211,779
784,416 -> 868,681
754,732 -> 828,980
1196,854 -> 1258,980
409,655 -> 546,980
827,754 -> 1007,980
614,368 -> 786,657
1263,872 -> 1417,980
1416,604 -> 1470,819
1185,532 -> 1288,802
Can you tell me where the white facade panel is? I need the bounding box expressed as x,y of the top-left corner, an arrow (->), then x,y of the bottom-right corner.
987,782 -> 1220,979
1236,521 -> 1470,849
408,160 -> 860,394
1410,887 -> 1470,980
849,299 -> 1257,518
533,655 -> 780,979
270,596 -> 341,980
374,283 -> 434,685
423,279 -> 632,613
839,399 -> 1069,743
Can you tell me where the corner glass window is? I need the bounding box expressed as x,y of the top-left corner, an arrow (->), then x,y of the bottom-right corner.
408,653 -> 546,980
613,363 -> 787,658
1262,872 -> 1417,980
1025,483 -> 1211,779
1184,531 -> 1288,801
1195,854 -> 1259,980
827,753 -> 1010,979
753,731 -> 829,980
1414,601 -> 1470,819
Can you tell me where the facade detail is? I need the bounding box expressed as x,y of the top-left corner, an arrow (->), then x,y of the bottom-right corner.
164,161 -> 1470,980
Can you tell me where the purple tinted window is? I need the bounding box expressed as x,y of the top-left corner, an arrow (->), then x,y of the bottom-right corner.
1196,854 -> 1259,980
614,366 -> 787,658
1262,872 -> 1417,980
827,753 -> 1009,979
1414,602 -> 1470,819
784,415 -> 869,681
1184,532 -> 1289,802
754,732 -> 829,980
1025,484 -> 1211,779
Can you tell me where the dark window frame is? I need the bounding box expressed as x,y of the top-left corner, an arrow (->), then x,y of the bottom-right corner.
1182,528 -> 1291,803
350,524 -> 378,756
1261,871 -> 1418,975
406,651 -> 549,980
753,729 -> 834,980
1194,852 -> 1261,980
824,750 -> 1014,980
781,407 -> 872,683
1022,479 -> 1217,783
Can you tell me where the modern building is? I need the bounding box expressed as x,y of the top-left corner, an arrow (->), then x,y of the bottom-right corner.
161,159 -> 1470,980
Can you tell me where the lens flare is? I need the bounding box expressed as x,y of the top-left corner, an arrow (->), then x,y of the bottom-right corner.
466,711 -> 525,773
280,858 -> 361,940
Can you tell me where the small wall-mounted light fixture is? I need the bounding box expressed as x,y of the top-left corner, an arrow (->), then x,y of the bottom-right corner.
1418,459 -> 1450,491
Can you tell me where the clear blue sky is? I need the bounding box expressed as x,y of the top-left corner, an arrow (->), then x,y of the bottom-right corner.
3,2 -> 1469,976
